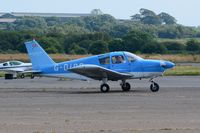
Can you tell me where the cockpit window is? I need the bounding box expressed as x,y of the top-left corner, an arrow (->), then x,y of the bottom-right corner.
9,61 -> 22,66
99,56 -> 110,65
112,55 -> 126,64
125,52 -> 143,62
127,55 -> 135,62
3,63 -> 8,66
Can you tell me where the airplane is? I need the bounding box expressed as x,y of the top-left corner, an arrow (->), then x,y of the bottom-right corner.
0,60 -> 34,79
25,40 -> 175,93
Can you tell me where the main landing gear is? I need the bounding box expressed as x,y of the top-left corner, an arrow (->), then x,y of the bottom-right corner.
20,74 -> 25,79
100,78 -> 131,93
149,79 -> 159,92
120,80 -> 131,92
100,78 -> 110,93
20,74 -> 35,79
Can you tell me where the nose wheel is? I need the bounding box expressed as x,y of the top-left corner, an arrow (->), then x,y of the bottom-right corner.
20,74 -> 25,79
100,78 -> 110,93
150,81 -> 159,92
100,83 -> 110,93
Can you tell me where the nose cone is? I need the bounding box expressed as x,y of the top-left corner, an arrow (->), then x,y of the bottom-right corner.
161,61 -> 175,69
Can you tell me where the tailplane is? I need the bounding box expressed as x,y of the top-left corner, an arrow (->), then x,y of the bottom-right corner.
25,40 -> 55,70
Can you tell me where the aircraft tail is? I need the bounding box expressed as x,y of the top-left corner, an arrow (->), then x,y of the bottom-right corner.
25,40 -> 55,70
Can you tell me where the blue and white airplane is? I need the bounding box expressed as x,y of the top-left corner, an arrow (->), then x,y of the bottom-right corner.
25,40 -> 175,93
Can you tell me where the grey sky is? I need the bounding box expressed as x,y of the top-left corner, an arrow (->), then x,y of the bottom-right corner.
0,0 -> 199,26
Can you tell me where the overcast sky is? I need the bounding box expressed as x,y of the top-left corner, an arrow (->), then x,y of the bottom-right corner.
0,0 -> 199,26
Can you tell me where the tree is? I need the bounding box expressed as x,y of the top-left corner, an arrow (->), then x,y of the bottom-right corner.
91,9 -> 103,15
89,40 -> 108,54
162,41 -> 185,51
108,39 -> 124,52
69,44 -> 87,54
139,8 -> 162,25
158,12 -> 176,25
142,43 -> 167,54
131,8 -> 176,25
122,30 -> 155,52
38,37 -> 63,53
186,39 -> 200,52
14,16 -> 47,30
131,14 -> 141,22
109,24 -> 130,38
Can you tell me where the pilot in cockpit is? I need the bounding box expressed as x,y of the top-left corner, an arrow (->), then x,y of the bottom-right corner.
115,55 -> 125,64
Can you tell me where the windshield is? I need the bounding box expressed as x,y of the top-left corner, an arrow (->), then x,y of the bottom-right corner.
124,52 -> 143,62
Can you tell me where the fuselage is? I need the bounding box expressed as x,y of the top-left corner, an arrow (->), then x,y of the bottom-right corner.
0,61 -> 32,72
37,52 -> 175,80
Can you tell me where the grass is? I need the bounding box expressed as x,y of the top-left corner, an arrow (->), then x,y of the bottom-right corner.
165,65 -> 200,76
0,72 -> 5,77
0,54 -> 200,63
0,54 -> 89,62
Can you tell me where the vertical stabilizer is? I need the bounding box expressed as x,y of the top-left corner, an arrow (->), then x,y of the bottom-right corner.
25,40 -> 55,70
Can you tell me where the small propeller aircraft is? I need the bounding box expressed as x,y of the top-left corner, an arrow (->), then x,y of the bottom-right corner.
25,40 -> 175,93
0,60 -> 34,79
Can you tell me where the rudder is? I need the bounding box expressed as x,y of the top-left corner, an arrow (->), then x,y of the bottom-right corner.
25,40 -> 55,70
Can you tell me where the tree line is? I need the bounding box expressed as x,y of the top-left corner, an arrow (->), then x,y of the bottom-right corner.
0,8 -> 200,54
0,30 -> 200,54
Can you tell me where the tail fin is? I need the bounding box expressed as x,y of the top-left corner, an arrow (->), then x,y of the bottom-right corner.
25,40 -> 55,70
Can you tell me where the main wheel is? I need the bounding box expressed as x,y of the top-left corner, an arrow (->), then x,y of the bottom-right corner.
20,74 -> 25,79
150,82 -> 159,92
100,84 -> 110,93
30,74 -> 35,79
121,82 -> 131,92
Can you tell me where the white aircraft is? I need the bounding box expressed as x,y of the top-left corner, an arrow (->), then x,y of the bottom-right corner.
0,60 -> 34,79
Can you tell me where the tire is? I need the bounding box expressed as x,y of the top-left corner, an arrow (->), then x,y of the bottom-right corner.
100,84 -> 110,93
5,74 -> 13,80
20,74 -> 25,79
121,82 -> 131,92
30,74 -> 34,79
150,83 -> 159,92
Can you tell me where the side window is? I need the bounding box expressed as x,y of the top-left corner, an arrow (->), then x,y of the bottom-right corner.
127,55 -> 135,62
3,63 -> 8,66
99,56 -> 110,65
9,62 -> 13,66
10,61 -> 21,65
112,55 -> 125,64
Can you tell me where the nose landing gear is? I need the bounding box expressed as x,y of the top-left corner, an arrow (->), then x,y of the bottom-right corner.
150,79 -> 159,92
100,83 -> 110,93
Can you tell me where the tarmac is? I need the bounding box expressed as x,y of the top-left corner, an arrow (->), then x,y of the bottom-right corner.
0,76 -> 200,133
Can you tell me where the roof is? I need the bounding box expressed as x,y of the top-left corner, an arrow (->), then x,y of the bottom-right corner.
0,12 -> 92,18
0,18 -> 16,23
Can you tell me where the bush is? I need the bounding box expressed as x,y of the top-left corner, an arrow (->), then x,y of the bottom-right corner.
186,39 -> 200,52
89,40 -> 109,54
162,41 -> 185,51
142,42 -> 167,54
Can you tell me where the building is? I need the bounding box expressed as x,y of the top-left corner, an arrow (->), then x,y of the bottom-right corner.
0,12 -> 92,23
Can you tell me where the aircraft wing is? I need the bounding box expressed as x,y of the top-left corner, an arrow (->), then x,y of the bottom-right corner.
69,64 -> 132,81
0,68 -> 25,72
0,68 -> 41,74
20,70 -> 42,74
